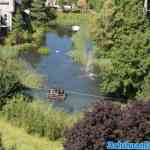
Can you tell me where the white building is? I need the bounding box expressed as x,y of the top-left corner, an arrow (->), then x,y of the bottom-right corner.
144,0 -> 150,15
0,0 -> 15,31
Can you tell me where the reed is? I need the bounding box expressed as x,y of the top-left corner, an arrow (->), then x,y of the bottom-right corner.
2,95 -> 81,140
0,119 -> 63,150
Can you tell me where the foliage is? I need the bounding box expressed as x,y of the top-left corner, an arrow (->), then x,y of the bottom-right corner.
38,47 -> 49,55
5,27 -> 46,55
5,32 -> 32,46
137,73 -> 150,100
0,119 -> 63,150
57,12 -> 96,64
88,0 -> 104,11
58,0 -> 78,5
64,100 -> 150,150
69,30 -> 88,64
0,56 -> 23,108
3,96 -> 80,140
32,27 -> 46,47
94,0 -> 150,98
12,8 -> 24,32
0,47 -> 19,59
0,133 -> 5,150
56,12 -> 95,26
30,0 -> 56,25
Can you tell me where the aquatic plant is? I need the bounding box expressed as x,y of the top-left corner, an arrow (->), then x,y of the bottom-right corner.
69,31 -> 87,64
38,47 -> 49,55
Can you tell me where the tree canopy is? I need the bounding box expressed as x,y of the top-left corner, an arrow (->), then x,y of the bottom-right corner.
94,0 -> 150,98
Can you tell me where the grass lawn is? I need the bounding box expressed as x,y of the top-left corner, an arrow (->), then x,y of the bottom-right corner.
0,119 -> 63,150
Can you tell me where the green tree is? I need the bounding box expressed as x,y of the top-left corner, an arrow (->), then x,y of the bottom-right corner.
95,0 -> 150,98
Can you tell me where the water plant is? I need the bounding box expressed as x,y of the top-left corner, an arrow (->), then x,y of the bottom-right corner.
38,47 -> 49,55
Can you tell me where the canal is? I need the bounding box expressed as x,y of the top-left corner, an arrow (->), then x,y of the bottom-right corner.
22,30 -> 101,112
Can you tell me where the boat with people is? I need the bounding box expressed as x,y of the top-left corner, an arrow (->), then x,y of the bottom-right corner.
48,88 -> 67,101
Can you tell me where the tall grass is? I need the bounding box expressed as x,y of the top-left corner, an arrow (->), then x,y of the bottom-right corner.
0,119 -> 63,150
0,47 -> 19,60
2,96 -> 81,140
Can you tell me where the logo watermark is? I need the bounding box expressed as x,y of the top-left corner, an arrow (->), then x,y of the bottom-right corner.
106,141 -> 150,150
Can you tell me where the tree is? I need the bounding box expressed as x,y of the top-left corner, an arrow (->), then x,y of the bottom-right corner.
94,0 -> 150,98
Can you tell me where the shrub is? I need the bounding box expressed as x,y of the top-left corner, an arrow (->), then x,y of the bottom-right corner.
64,100 -> 121,150
118,101 -> 150,142
32,27 -> 46,47
0,70 -> 22,108
3,96 -> 79,140
137,73 -> 150,100
64,100 -> 150,150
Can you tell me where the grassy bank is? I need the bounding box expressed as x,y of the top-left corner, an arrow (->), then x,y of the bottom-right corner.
4,27 -> 49,55
0,119 -> 63,150
2,96 -> 81,141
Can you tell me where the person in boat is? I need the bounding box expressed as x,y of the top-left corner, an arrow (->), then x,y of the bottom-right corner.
49,88 -> 65,95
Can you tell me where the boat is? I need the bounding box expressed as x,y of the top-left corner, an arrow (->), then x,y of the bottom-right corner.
72,25 -> 80,32
48,88 -> 67,101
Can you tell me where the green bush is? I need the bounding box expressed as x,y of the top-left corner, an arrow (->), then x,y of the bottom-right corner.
3,96 -> 79,140
32,27 -> 46,47
137,73 -> 150,100
15,43 -> 36,52
0,68 -> 22,109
